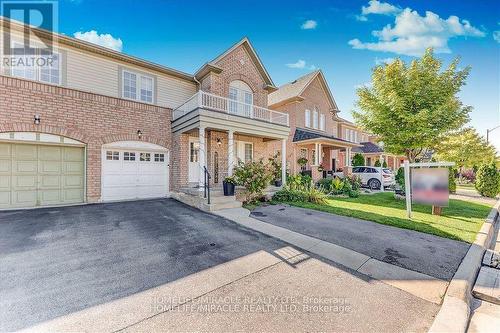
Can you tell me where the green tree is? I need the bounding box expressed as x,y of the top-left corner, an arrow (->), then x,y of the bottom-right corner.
435,128 -> 496,170
352,153 -> 365,166
374,160 -> 382,167
354,48 -> 471,162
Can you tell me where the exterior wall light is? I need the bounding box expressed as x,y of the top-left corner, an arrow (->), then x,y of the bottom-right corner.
137,130 -> 143,139
34,114 -> 41,125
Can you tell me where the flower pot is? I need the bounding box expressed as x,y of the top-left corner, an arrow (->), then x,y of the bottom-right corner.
274,180 -> 282,187
223,181 -> 235,196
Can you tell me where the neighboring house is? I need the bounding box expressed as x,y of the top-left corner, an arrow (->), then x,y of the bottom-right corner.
337,118 -> 406,170
0,18 -> 289,209
267,71 -> 360,180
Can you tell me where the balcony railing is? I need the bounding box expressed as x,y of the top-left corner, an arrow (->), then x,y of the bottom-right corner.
173,91 -> 289,126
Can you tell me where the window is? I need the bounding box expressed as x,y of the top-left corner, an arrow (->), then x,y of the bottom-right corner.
140,153 -> 151,161
305,109 -> 311,127
154,153 -> 165,162
244,143 -> 253,163
106,151 -> 119,160
10,42 -> 61,85
320,114 -> 325,131
313,109 -> 318,129
124,152 -> 136,161
190,142 -> 199,162
228,80 -> 253,115
122,70 -> 154,103
300,148 -> 308,159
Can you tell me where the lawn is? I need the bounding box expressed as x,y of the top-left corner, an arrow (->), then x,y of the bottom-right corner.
281,192 -> 492,243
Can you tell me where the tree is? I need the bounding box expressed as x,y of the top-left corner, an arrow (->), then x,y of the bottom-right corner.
352,153 -> 365,166
353,48 -> 471,162
435,128 -> 497,170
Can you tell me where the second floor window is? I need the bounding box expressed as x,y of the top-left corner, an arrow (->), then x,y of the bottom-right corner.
229,80 -> 253,115
122,70 -> 154,103
313,109 -> 319,129
320,114 -> 325,131
10,42 -> 61,85
305,109 -> 311,127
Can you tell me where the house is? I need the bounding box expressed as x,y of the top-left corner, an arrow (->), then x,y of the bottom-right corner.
267,71 -> 361,180
0,18 -> 288,209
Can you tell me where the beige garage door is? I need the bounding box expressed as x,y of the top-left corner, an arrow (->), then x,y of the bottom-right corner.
0,142 -> 85,209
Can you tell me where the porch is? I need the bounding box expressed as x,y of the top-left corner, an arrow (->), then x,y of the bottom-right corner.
171,92 -> 290,191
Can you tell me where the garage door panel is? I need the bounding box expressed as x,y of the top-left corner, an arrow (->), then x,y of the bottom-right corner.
0,159 -> 10,173
64,147 -> 84,161
63,188 -> 84,202
63,175 -> 84,187
0,191 -> 11,206
14,160 -> 37,173
12,190 -> 37,207
64,161 -> 84,173
39,190 -> 62,205
14,145 -> 37,160
0,175 -> 10,189
0,143 -> 11,157
40,160 -> 62,173
38,146 -> 61,160
13,175 -> 37,188
39,175 -> 61,188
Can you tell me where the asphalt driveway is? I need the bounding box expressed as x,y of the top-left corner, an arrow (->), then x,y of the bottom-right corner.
0,199 -> 288,331
251,204 -> 470,280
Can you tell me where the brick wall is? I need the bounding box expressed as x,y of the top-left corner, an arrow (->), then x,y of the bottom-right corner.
0,75 -> 172,202
200,44 -> 268,107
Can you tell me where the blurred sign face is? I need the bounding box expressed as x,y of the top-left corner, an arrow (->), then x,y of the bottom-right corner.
411,168 -> 449,207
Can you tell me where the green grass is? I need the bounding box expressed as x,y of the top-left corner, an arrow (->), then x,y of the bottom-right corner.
280,192 -> 492,243
457,183 -> 476,190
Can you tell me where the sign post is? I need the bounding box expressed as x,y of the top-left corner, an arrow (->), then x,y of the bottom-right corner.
404,161 -> 455,219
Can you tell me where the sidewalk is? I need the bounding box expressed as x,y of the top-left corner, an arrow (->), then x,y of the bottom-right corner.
215,208 -> 449,304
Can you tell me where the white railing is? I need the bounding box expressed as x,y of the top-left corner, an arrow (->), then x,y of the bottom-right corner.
173,91 -> 289,126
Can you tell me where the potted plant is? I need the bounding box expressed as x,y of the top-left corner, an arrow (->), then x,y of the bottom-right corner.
297,157 -> 308,169
223,176 -> 237,196
317,164 -> 324,172
268,153 -> 283,187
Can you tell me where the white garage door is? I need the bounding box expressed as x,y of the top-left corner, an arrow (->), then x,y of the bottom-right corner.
101,141 -> 169,201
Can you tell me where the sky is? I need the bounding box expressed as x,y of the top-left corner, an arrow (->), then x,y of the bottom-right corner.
15,0 -> 500,150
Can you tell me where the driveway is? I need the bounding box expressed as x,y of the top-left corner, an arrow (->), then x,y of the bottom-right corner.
1,199 -> 439,332
251,204 -> 469,280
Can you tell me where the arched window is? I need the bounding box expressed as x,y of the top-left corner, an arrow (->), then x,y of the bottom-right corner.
229,80 -> 253,115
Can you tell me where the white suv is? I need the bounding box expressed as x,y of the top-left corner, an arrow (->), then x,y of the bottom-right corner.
351,166 -> 395,190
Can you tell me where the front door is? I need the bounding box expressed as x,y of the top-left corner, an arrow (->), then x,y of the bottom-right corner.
188,138 -> 200,183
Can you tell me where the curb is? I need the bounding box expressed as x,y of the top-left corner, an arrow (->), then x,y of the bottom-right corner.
428,199 -> 500,333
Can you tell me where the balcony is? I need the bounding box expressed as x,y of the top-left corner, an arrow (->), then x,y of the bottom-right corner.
173,91 -> 289,126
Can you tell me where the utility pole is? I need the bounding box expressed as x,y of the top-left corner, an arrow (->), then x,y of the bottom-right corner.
487,124 -> 500,143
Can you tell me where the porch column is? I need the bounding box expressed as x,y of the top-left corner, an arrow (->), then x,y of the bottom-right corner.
281,139 -> 286,185
318,143 -> 322,165
199,127 -> 206,190
314,143 -> 319,166
379,154 -> 383,166
346,148 -> 351,167
228,130 -> 234,176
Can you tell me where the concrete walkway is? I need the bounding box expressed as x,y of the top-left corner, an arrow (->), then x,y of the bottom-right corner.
215,207 -> 449,304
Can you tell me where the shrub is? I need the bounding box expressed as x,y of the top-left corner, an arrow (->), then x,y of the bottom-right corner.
307,186 -> 327,204
448,167 -> 457,194
475,163 -> 500,198
268,153 -> 282,182
352,153 -> 365,167
316,177 -> 334,192
460,169 -> 475,183
395,167 -> 405,189
382,160 -> 388,168
330,177 -> 345,195
224,176 -> 237,184
273,189 -> 309,202
374,160 -> 382,167
233,159 -> 274,203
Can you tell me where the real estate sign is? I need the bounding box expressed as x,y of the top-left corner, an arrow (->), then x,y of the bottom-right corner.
411,168 -> 449,207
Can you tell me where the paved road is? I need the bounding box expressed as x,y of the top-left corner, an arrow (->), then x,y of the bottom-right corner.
251,204 -> 469,280
0,199 -> 439,332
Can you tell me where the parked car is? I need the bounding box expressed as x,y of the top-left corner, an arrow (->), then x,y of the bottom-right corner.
352,166 -> 395,190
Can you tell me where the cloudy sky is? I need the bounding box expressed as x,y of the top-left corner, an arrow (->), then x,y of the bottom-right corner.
44,0 -> 500,150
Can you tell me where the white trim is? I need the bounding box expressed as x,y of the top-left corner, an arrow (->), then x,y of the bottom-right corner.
102,141 -> 167,152
305,109 -> 311,128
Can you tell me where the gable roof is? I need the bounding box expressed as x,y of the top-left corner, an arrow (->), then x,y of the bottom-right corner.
194,37 -> 276,90
268,70 -> 339,110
